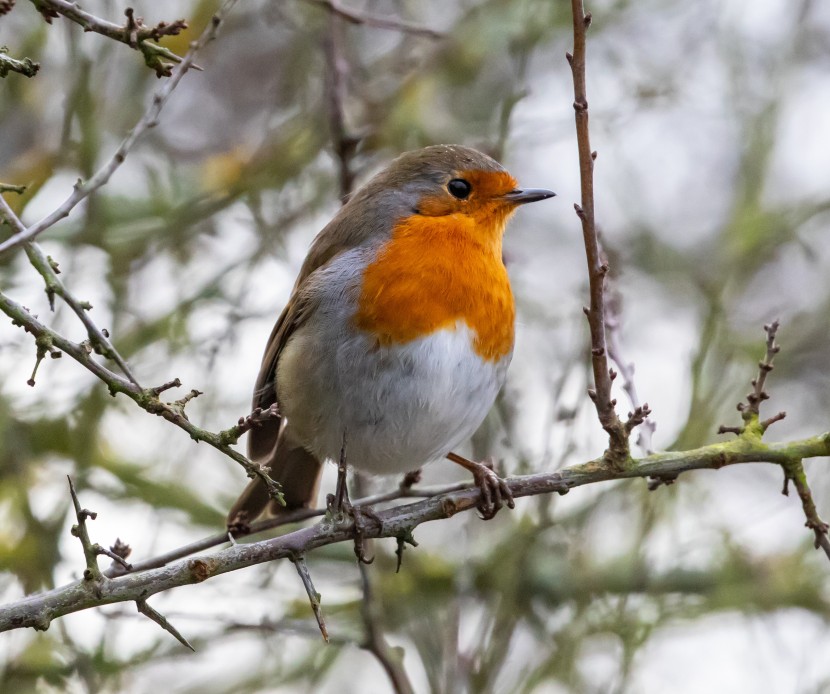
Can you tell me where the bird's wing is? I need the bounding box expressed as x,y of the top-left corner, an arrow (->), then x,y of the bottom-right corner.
228,222 -> 359,527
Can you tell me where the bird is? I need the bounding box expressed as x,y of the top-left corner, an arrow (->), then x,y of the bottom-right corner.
227,144 -> 554,534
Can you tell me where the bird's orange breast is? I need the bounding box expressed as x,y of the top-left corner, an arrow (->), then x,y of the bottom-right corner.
354,213 -> 515,362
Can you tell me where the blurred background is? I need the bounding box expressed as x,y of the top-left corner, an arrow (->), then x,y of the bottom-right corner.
1,0 -> 830,692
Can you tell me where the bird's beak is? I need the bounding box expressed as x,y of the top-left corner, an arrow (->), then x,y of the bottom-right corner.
501,188 -> 556,205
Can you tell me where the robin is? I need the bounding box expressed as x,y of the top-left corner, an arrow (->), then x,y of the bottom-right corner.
227,144 -> 554,531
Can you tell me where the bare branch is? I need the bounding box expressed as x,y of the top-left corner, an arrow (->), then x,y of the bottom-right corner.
23,241 -> 139,385
304,0 -> 443,39
0,1 -> 238,255
4,430 -> 829,633
67,476 -> 104,582
567,3 -> 629,465
746,320 -> 781,416
0,287 -> 283,505
218,403 -> 280,446
28,0 -> 188,75
782,459 -> 830,561
718,320 -> 785,437
105,484 -> 469,579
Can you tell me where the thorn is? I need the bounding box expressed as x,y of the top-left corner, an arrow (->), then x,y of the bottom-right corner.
136,599 -> 195,651
290,554 -> 328,643
565,51 -> 574,65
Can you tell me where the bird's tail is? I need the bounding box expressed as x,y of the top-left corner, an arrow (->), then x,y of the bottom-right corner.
226,431 -> 322,529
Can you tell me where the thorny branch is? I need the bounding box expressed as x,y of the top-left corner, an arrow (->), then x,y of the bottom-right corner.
716,322 -> 829,557
0,1 -> 232,255
0,1 -> 275,502
29,0 -> 188,76
68,477 -> 192,648
567,0 -> 645,464
0,248 -> 283,507
3,430 -> 830,633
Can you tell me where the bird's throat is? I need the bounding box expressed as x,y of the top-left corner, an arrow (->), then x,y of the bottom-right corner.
353,214 -> 515,361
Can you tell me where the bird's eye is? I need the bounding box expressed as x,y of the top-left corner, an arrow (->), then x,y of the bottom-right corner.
447,178 -> 472,199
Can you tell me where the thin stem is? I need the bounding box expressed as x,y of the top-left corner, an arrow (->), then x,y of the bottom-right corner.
567,0 -> 629,463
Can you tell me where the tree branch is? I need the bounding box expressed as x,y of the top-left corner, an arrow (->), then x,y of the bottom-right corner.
28,0 -> 188,76
0,48 -> 40,78
3,431 -> 829,633
566,1 -> 631,464
304,0 -> 443,40
0,286 -> 283,506
0,1 -> 237,255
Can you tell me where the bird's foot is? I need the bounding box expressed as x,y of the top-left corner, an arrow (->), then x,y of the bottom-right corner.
326,491 -> 380,565
447,452 -> 515,520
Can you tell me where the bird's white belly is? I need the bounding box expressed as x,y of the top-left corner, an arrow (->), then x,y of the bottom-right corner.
278,321 -> 510,475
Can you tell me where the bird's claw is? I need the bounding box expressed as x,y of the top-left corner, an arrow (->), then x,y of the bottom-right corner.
470,459 -> 515,520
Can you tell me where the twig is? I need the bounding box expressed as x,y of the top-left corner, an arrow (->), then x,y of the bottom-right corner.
4,430 -> 830,633
290,554 -> 328,642
782,459 -> 830,562
0,48 -> 39,78
23,241 -> 139,385
717,321 -> 786,437
218,403 -> 280,446
0,195 -> 135,382
566,1 -> 630,465
0,288 -> 283,505
67,476 -> 104,582
304,0 -> 443,40
0,1 -> 237,255
136,599 -> 195,651
360,562 -> 415,694
0,183 -> 27,194
746,320 -> 781,416
323,13 -> 359,201
28,0 -> 188,76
